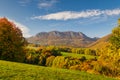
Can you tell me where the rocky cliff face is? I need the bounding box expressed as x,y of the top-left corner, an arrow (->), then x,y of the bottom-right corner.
27,31 -> 97,47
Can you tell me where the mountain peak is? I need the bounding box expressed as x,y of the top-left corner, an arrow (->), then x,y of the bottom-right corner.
27,31 -> 97,47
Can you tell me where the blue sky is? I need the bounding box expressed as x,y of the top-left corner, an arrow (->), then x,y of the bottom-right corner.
0,0 -> 120,38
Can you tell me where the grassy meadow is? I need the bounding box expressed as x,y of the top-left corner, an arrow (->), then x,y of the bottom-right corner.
0,60 -> 116,80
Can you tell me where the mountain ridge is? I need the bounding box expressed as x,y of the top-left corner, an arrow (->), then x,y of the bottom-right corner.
27,31 -> 98,47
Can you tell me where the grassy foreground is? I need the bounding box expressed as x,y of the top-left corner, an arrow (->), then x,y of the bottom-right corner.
0,60 -> 116,80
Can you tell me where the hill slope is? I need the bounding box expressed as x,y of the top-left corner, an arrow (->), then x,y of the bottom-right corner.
27,31 -> 97,47
0,60 -> 115,80
88,34 -> 111,49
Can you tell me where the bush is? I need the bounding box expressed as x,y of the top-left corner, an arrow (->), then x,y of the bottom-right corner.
24,47 -> 62,66
85,49 -> 96,56
46,56 -> 55,67
52,56 -> 66,68
38,55 -> 46,66
52,56 -> 81,69
69,65 -> 81,70
41,49 -> 61,57
79,56 -> 86,62
25,49 -> 40,64
70,61 -> 93,71
92,61 -> 120,77
59,47 -> 71,52
93,64 -> 110,75
71,48 -> 85,54
80,62 -> 93,71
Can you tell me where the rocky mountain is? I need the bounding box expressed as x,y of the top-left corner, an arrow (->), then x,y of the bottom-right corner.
27,31 -> 98,47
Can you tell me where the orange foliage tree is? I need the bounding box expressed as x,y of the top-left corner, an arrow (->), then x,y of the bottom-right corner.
0,18 -> 26,62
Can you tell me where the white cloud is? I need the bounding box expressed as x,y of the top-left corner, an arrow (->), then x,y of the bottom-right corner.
104,9 -> 120,16
32,8 -> 120,20
18,0 -> 31,6
8,19 -> 31,37
38,0 -> 58,9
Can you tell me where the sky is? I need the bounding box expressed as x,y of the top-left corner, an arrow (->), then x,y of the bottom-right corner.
0,0 -> 120,38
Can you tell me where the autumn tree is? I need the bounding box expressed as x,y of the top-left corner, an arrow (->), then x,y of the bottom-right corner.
97,19 -> 120,77
110,18 -> 120,49
0,18 -> 26,62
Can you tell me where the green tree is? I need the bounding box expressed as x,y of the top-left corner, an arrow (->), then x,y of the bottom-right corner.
0,18 -> 26,62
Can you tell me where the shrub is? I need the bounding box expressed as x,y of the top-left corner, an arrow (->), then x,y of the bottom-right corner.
92,61 -> 120,77
69,65 -> 81,70
38,55 -> 46,66
66,57 -> 81,68
85,49 -> 96,56
52,56 -> 81,69
52,56 -> 66,68
46,56 -> 55,67
41,49 -> 61,57
79,56 -> 86,62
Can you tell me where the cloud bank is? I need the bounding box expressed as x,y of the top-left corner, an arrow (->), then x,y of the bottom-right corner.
8,19 -> 31,37
33,8 -> 120,20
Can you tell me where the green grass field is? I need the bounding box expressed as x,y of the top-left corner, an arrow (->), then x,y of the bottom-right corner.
61,52 -> 97,59
0,60 -> 116,80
